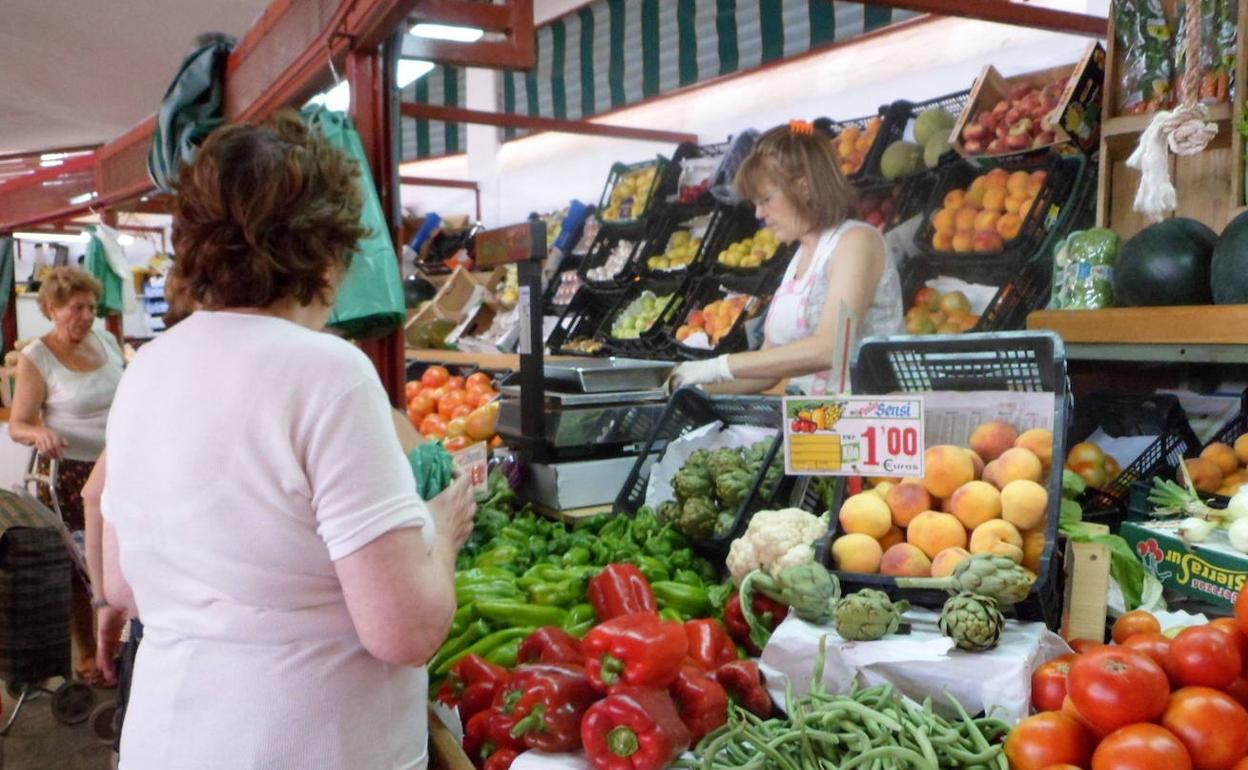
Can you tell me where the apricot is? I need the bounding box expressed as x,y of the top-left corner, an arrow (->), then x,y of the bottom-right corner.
831,533 -> 883,574
951,233 -> 973,253
982,187 -> 1006,212
1004,193 -> 1025,214
982,460 -> 1001,488
932,208 -> 956,235
1201,442 -> 1240,476
932,231 -> 955,252
973,210 -> 1000,233
965,449 -> 985,479
1181,457 -> 1224,495
1001,479 -> 1048,530
1014,428 -> 1054,471
948,480 -> 1003,529
1027,170 -> 1047,196
969,420 -> 1019,462
907,511 -> 968,560
1021,528 -> 1046,574
994,447 -> 1044,488
1019,196 -> 1036,219
878,525 -> 906,551
996,212 -> 1023,241
880,543 -> 932,578
884,482 -> 932,528
954,208 -> 978,233
1236,434 -> 1248,465
931,547 -> 972,578
1006,170 -> 1030,195
923,445 -> 976,498
969,519 -> 1024,563
839,491 -> 893,539
943,189 -> 966,209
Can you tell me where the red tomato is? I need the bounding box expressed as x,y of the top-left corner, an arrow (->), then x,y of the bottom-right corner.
489,435 -> 504,449
419,413 -> 447,438
1232,759 -> 1248,770
1067,441 -> 1107,468
438,390 -> 469,421
1062,695 -> 1108,739
465,404 -> 498,442
407,395 -> 436,420
451,404 -> 473,420
1004,711 -> 1094,770
1040,766 -> 1085,770
1208,618 -> 1248,663
447,375 -> 466,391
466,372 -> 493,391
1162,687 -> 1248,770
1122,632 -> 1176,683
1113,610 -> 1162,644
426,386 -> 448,403
443,436 -> 470,453
1237,587 -> 1248,639
421,365 -> 450,388
1091,723 -> 1192,770
1226,677 -> 1248,709
1168,626 -> 1243,690
1032,658 -> 1075,713
1068,647 -> 1171,735
1069,638 -> 1107,654
404,381 -> 421,399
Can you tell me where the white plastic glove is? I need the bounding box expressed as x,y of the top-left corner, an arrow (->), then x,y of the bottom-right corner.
669,355 -> 733,390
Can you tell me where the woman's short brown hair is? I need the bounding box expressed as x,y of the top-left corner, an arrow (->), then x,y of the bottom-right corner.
735,124 -> 857,231
171,110 -> 366,309
38,267 -> 102,319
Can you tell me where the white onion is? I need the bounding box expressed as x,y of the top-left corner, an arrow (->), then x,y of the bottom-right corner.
1178,517 -> 1215,544
1229,517 -> 1248,554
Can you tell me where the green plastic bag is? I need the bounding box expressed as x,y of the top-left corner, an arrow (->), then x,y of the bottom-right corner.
0,237 -> 12,350
148,34 -> 235,194
408,442 -> 454,500
302,106 -> 406,339
85,230 -> 124,317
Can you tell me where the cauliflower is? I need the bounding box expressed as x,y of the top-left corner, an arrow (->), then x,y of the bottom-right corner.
726,508 -> 830,585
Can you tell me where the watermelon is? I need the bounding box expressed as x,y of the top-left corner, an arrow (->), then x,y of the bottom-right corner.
1113,217 -> 1217,306
1212,210 -> 1248,304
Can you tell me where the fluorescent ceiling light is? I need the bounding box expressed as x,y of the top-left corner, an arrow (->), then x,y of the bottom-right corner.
397,59 -> 435,88
410,23 -> 484,42
68,190 -> 97,205
39,152 -> 67,167
40,159 -> 63,168
308,80 -> 351,112
14,231 -> 90,244
117,234 -> 136,246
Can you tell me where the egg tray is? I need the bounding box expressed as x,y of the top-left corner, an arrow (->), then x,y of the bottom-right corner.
594,156 -> 671,228
912,151 -> 1084,282
661,277 -> 769,362
634,206 -> 716,281
699,202 -> 795,294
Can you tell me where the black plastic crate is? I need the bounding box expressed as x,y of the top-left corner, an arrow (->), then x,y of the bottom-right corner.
661,278 -> 769,361
595,156 -> 669,227
1071,393 -> 1202,528
900,254 -> 1052,334
634,207 -> 716,281
614,387 -> 789,558
811,332 -> 1069,627
700,202 -> 796,293
818,101 -> 910,183
543,262 -> 585,313
577,226 -> 646,291
545,286 -> 627,357
912,152 -> 1085,284
665,140 -> 733,209
1206,389 -> 1248,456
598,276 -> 689,359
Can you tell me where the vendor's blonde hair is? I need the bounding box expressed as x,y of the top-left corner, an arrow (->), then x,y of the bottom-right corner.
735,125 -> 857,231
38,267 -> 102,319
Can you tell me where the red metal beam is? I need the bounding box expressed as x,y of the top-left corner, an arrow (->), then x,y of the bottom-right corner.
404,0 -> 535,70
861,0 -> 1106,38
0,144 -> 101,164
400,102 -> 698,144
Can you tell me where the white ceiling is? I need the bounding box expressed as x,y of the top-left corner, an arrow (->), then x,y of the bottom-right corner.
0,0 -> 272,156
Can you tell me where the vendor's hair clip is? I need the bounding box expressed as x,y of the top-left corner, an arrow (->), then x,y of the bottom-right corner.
788,119 -> 814,136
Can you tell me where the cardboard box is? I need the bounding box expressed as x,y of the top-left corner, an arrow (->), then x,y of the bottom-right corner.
1061,522 -> 1111,642
1119,519 -> 1248,610
951,41 -> 1105,162
403,267 -> 488,348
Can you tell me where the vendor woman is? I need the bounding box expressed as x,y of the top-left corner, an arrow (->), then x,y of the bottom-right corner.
670,120 -> 904,394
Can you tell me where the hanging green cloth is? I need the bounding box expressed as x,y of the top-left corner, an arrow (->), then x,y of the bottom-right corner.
148,34 -> 235,193
84,229 -> 124,317
0,237 -> 12,351
303,106 -> 406,339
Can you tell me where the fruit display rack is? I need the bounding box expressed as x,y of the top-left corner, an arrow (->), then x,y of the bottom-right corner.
595,156 -> 669,227
634,206 -> 715,281
576,225 -> 645,291
699,202 -> 795,294
818,101 -> 910,183
598,275 -> 688,358
662,277 -> 770,361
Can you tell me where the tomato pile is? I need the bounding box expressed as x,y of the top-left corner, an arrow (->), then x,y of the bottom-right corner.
1011,601 -> 1248,770
405,365 -> 502,453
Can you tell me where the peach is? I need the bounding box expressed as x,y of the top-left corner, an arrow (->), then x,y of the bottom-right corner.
1014,428 -> 1054,471
1021,528 -> 1046,574
930,547 -> 972,578
964,449 -> 985,479
982,460 -> 1001,488
839,492 -> 893,539
884,482 -> 932,528
969,420 -> 1018,462
1181,458 -> 1224,495
878,525 -> 906,551
948,480 -> 1003,529
939,496 -> 954,513
880,543 -> 932,578
831,533 -> 883,574
923,445 -> 976,498
994,447 -> 1044,487
1201,442 -> 1240,476
907,511 -> 968,560
1001,479 -> 1048,530
1220,482 -> 1245,497
872,481 -> 896,499
969,519 -> 1024,563
1236,434 -> 1248,465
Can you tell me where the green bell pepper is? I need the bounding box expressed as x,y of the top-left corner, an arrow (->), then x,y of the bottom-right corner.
484,638 -> 522,668
473,545 -> 521,569
659,607 -> 685,623
651,581 -> 711,618
449,603 -> 478,637
561,546 -> 591,566
428,619 -> 490,674
528,578 -> 585,607
455,568 -> 515,587
631,556 -> 671,584
433,626 -> 534,677
563,603 -> 596,629
672,569 -> 704,588
566,619 -> 596,638
455,581 -> 523,606
473,601 -> 568,628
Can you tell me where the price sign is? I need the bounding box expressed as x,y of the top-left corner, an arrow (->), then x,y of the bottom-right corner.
451,441 -> 490,499
782,396 -> 925,477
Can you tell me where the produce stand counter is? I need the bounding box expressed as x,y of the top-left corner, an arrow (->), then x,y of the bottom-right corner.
1027,306 -> 1248,362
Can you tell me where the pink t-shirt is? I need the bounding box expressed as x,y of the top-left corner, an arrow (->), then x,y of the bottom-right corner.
102,311 -> 435,770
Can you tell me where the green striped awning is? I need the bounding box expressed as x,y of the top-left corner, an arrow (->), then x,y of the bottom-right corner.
400,65 -> 466,160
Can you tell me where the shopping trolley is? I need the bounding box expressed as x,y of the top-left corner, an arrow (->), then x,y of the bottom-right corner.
0,454 -> 100,736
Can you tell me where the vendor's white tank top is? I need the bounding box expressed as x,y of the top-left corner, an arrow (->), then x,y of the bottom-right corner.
21,329 -> 122,462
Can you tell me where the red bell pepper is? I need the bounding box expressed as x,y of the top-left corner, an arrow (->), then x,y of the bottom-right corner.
482,748 -> 522,770
581,686 -> 691,770
494,663 -> 598,753
668,665 -> 729,744
587,563 -> 657,622
437,653 -> 511,708
724,592 -> 789,656
684,619 -> 739,671
463,707 -> 523,767
516,626 -> 583,665
710,659 -> 772,717
582,612 -> 688,691
459,680 -> 503,725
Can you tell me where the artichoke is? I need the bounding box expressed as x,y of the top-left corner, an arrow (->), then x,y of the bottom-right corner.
674,464 -> 714,501
676,496 -> 719,539
834,589 -> 910,642
658,499 -> 681,524
939,592 -> 1005,652
893,554 -> 1034,606
745,440 -> 782,499
686,448 -> 712,472
708,447 -> 746,478
714,511 -> 737,537
715,467 -> 755,511
743,563 -> 841,626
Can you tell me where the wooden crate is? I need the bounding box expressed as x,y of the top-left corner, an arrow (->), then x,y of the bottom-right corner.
1097,0 -> 1248,237
428,710 -> 475,770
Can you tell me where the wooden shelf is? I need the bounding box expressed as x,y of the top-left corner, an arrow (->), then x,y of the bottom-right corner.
1102,103 -> 1234,155
1028,305 -> 1248,345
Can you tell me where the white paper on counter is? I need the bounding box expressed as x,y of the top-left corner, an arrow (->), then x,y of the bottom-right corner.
922,276 -> 999,316
920,391 -> 1056,447
513,751 -> 586,770
643,421 -> 777,510
759,610 -> 1071,723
